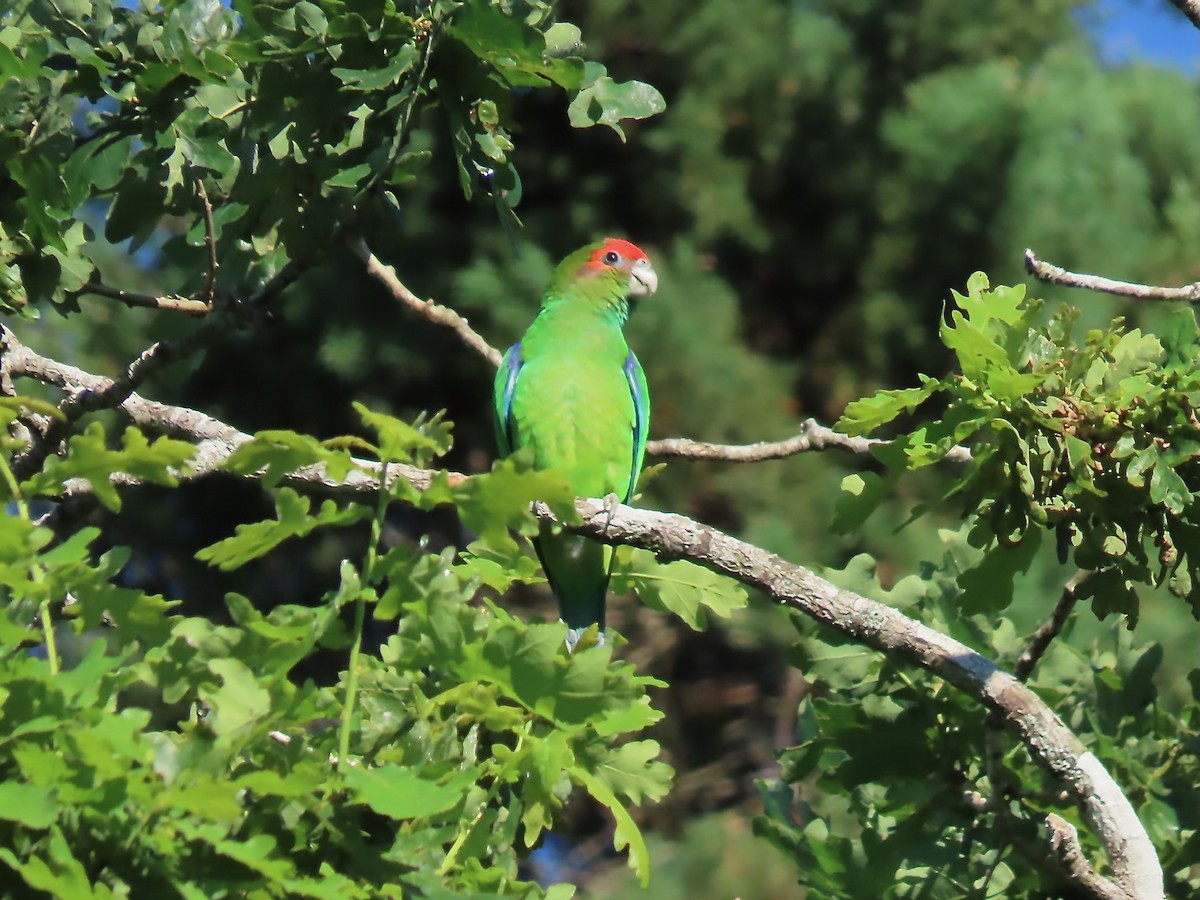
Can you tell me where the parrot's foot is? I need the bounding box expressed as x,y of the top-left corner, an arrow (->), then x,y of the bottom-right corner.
600,492 -> 622,530
565,624 -> 605,654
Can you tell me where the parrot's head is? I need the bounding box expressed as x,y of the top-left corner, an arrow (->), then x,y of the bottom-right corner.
556,238 -> 657,302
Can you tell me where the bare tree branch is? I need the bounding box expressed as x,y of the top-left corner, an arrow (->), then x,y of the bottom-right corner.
1015,570 -> 1091,683
354,241 -> 974,466
2,330 -> 1162,900
1025,249 -> 1200,303
1166,0 -> 1200,31
353,237 -> 504,368
13,320 -> 225,478
647,418 -> 973,464
11,236 -> 318,479
72,181 -> 222,317
2,326 -> 447,500
74,176 -> 302,319
76,282 -> 212,316
0,340 -> 37,452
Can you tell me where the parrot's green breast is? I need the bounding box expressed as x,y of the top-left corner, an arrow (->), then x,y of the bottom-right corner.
508,305 -> 636,500
510,355 -> 635,500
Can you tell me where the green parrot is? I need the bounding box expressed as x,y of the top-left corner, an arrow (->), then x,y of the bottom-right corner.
493,238 -> 657,650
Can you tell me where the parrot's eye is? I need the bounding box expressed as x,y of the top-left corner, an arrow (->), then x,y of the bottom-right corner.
602,250 -> 622,265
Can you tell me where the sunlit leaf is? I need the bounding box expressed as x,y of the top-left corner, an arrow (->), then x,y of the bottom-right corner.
344,765 -> 471,820
836,379 -> 940,436
611,547 -> 747,630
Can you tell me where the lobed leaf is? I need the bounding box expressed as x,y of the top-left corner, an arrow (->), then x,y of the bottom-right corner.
567,66 -> 666,141
611,547 -> 748,630
195,488 -> 369,570
344,764 -> 472,820
23,424 -> 196,511
836,379 -> 940,436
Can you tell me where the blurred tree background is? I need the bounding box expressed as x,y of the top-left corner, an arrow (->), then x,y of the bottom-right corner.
6,0 -> 1199,894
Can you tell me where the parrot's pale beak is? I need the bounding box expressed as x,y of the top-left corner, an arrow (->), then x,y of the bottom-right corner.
629,258 -> 657,297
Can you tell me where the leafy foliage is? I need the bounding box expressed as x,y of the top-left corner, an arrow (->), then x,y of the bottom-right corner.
611,547 -> 748,631
21,424 -> 196,512
0,406 -> 674,895
0,1 -> 682,890
0,0 -> 663,313
756,546 -> 1200,898
838,273 -> 1200,623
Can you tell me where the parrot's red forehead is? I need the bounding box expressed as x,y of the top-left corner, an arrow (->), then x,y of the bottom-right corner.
583,238 -> 649,270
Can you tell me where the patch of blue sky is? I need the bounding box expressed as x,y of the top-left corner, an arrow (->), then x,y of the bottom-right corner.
1086,0 -> 1199,71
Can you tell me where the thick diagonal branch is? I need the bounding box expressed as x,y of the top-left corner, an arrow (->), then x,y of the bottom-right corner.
12,248 -> 308,479
565,500 -> 1155,900
1,327 -> 441,499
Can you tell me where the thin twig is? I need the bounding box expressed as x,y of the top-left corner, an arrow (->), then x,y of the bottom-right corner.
1166,0 -> 1200,31
197,178 -> 219,303
355,244 -> 973,467
76,195 -> 311,319
77,282 -> 212,316
12,244 -> 314,479
73,181 -> 221,316
647,419 -> 973,464
1015,570 -> 1090,683
362,7 -> 440,202
1025,249 -> 1200,303
353,237 -> 504,368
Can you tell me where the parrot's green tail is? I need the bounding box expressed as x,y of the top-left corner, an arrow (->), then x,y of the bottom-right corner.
534,525 -> 609,652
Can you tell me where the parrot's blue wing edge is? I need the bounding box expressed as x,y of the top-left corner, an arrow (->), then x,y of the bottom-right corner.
494,341 -> 523,457
623,350 -> 650,504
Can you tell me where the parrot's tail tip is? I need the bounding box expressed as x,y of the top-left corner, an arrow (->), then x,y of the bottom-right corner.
564,625 -> 605,654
